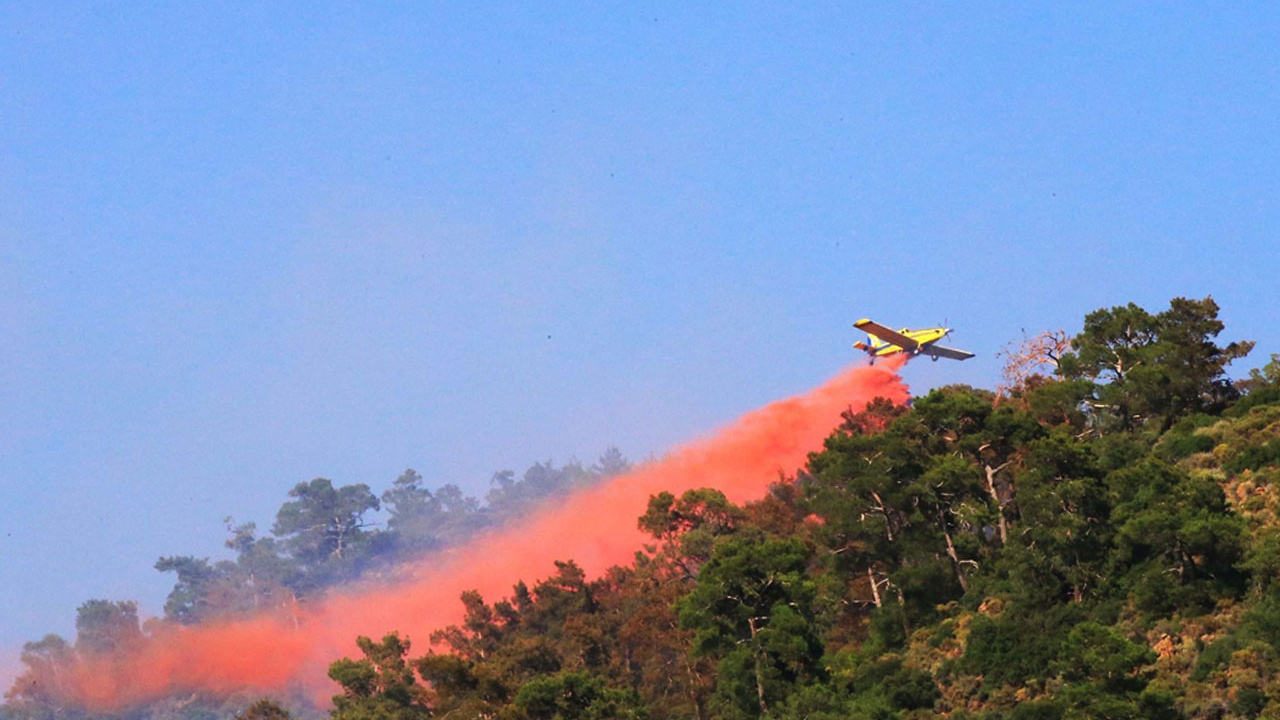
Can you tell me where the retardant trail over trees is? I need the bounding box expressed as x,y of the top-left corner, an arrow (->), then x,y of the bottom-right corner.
16,296 -> 1280,719
30,360 -> 910,711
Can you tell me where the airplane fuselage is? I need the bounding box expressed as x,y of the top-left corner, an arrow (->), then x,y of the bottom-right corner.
865,327 -> 949,356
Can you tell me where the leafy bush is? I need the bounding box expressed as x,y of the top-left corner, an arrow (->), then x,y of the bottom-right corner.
1223,439 -> 1280,474
963,613 -> 1067,688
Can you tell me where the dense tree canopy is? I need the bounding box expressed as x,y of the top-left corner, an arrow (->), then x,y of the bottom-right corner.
12,298 -> 1280,720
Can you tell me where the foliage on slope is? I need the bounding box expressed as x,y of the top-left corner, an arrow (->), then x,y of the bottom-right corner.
9,296 -> 1280,720
3,454 -> 631,720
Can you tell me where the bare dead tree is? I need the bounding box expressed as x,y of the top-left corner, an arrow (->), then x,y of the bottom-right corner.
996,329 -> 1071,399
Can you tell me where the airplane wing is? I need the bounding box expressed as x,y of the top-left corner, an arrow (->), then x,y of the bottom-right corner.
927,344 -> 975,361
853,319 -> 919,350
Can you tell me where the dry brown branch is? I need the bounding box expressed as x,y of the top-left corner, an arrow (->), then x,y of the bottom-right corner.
996,329 -> 1071,398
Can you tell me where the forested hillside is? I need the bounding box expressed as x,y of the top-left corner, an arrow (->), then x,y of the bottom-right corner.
149,449 -> 631,625
10,297 -> 1280,720
4,454 -> 633,719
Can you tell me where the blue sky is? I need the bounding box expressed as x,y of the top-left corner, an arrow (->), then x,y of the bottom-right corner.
2,3 -> 1278,671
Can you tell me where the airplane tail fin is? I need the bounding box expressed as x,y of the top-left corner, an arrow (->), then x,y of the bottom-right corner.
852,334 -> 879,352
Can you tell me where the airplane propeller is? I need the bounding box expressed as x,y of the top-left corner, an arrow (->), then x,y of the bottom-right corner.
941,318 -> 954,339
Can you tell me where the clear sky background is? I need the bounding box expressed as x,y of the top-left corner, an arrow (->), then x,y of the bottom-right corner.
2,3 -> 1278,675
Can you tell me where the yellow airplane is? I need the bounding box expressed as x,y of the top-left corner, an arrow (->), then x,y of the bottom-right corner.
853,318 -> 975,363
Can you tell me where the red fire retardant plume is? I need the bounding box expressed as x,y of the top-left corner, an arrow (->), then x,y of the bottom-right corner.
51,360 -> 909,710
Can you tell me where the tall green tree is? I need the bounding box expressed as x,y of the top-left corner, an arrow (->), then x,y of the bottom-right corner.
678,535 -> 824,719
328,633 -> 430,720
221,520 -> 297,614
381,470 -> 481,555
997,429 -> 1112,604
1059,297 -> 1253,431
1108,460 -> 1246,612
154,556 -> 217,623
273,478 -> 381,587
639,488 -> 744,580
803,411 -> 920,614
73,599 -> 144,656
